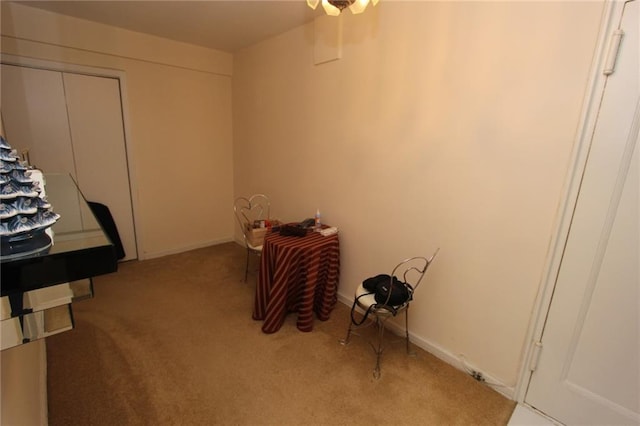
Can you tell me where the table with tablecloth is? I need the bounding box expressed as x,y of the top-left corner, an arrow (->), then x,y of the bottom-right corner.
252,227 -> 340,333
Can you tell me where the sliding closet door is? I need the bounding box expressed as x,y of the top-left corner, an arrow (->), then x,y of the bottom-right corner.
0,65 -> 76,174
62,73 -> 137,261
0,64 -> 85,233
1,64 -> 137,260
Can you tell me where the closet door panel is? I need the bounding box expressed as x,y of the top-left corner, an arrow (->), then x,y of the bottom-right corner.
62,73 -> 137,260
1,65 -> 76,175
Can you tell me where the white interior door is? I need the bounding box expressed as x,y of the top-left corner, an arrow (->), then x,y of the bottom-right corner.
1,64 -> 137,260
524,1 -> 639,424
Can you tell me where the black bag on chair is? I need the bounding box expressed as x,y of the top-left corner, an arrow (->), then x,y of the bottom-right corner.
350,274 -> 412,326
362,274 -> 412,306
362,274 -> 388,292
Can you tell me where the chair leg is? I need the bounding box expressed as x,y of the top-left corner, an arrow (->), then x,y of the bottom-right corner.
339,305 -> 372,346
339,322 -> 353,346
244,248 -> 250,282
405,306 -> 416,356
373,317 -> 387,379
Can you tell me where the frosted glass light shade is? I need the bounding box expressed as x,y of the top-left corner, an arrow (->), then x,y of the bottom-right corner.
321,0 -> 341,16
308,0 -> 379,15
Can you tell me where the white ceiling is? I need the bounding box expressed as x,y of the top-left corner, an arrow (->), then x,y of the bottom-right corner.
11,1 -> 323,53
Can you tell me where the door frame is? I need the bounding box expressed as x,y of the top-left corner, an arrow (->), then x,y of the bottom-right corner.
1,53 -> 142,260
513,0 -> 629,409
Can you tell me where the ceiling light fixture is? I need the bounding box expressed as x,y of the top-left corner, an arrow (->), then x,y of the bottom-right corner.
307,0 -> 379,16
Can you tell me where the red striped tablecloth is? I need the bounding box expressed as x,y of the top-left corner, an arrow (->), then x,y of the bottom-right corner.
252,227 -> 340,333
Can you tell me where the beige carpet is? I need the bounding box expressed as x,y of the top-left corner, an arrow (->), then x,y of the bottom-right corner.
46,242 -> 515,425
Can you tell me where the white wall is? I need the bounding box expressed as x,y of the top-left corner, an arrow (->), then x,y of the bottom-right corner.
1,2 -> 235,259
232,1 -> 605,390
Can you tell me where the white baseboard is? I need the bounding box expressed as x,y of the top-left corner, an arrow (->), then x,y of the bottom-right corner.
336,292 -> 515,400
140,237 -> 235,260
509,404 -> 559,425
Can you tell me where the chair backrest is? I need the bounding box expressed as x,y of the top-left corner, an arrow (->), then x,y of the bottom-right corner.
233,194 -> 270,241
392,248 -> 439,294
